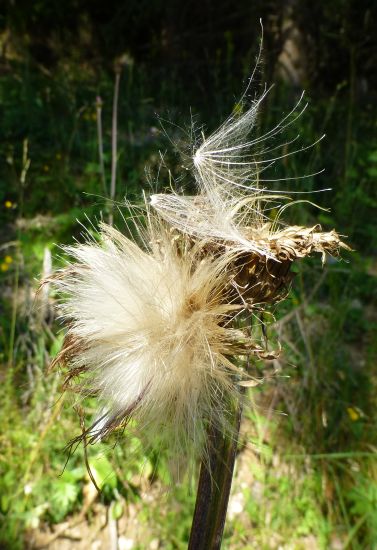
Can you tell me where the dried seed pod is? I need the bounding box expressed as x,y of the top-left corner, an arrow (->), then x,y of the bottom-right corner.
47,83 -> 349,469
47,217 -> 267,461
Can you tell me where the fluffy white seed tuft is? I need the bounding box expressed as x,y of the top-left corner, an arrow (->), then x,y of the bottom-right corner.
151,90 -> 327,260
51,219 -> 257,460
48,79 -> 347,469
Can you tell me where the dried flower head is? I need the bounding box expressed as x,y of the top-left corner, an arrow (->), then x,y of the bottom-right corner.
49,218 -> 267,460
151,91 -> 349,310
47,82 -> 348,467
151,91 -> 346,261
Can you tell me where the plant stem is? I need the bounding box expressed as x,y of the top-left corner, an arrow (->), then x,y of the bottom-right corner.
109,68 -> 121,226
96,96 -> 107,197
188,397 -> 243,550
8,139 -> 30,369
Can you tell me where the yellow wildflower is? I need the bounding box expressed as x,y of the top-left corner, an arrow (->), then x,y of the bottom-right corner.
5,200 -> 13,208
4,256 -> 13,265
0,263 -> 9,272
347,407 -> 360,421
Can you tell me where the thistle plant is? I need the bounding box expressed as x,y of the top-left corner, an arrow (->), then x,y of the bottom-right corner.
46,77 -> 348,548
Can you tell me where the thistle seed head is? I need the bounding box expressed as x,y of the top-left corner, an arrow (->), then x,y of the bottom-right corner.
47,81 -> 349,469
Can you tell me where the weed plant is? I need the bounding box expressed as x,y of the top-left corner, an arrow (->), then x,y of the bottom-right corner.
0,44 -> 376,550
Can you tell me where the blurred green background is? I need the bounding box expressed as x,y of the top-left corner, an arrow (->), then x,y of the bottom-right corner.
1,1 -> 377,548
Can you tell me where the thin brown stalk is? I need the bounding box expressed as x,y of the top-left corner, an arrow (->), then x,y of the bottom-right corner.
96,96 -> 107,196
188,396 -> 243,550
109,68 -> 121,226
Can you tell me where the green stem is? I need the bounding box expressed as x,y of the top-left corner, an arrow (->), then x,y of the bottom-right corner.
7,254 -> 19,368
8,139 -> 29,369
188,397 -> 243,550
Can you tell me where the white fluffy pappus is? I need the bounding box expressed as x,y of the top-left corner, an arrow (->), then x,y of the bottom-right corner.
48,76 -> 348,470
50,218 -> 260,460
151,89 -> 329,260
